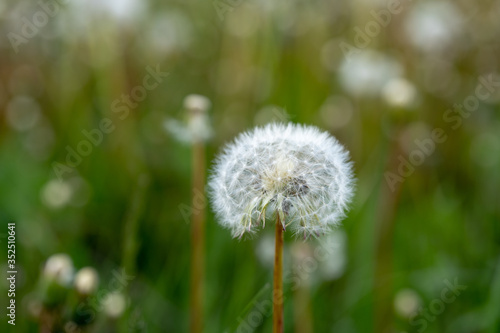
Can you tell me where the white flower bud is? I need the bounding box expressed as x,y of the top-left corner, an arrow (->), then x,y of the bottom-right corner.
74,267 -> 99,295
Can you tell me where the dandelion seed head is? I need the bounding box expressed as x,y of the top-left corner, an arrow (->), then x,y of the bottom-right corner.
208,123 -> 355,238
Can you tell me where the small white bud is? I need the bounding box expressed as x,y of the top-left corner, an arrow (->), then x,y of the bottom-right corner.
74,267 -> 99,295
183,94 -> 211,114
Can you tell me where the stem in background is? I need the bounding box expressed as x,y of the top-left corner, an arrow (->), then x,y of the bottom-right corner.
190,140 -> 206,333
122,174 -> 150,277
374,134 -> 404,333
273,215 -> 284,333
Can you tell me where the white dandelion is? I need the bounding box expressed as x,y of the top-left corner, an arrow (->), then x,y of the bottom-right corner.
209,122 -> 354,330
208,122 -> 355,239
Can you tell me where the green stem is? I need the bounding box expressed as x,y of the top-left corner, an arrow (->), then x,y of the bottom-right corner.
190,141 -> 206,333
122,174 -> 150,276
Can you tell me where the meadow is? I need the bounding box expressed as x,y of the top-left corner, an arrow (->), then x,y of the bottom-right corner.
0,0 -> 499,332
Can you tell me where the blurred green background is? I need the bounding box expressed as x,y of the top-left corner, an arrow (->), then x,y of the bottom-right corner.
0,0 -> 499,332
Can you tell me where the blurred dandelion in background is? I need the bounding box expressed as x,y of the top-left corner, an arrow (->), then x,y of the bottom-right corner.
381,78 -> 418,108
40,179 -> 73,209
394,289 -> 421,318
339,50 -> 403,97
404,1 -> 465,55
103,293 -> 127,318
43,254 -> 74,287
74,267 -> 99,295
164,94 -> 212,144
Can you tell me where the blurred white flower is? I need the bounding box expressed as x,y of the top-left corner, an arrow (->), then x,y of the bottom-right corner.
165,94 -> 213,143
318,230 -> 347,280
339,50 -> 402,97
6,95 -> 41,131
70,0 -> 146,22
405,2 -> 464,53
41,179 -> 72,209
43,254 -> 74,287
164,119 -> 192,143
208,123 -> 355,238
394,289 -> 421,318
146,12 -> 192,54
255,234 -> 276,268
382,78 -> 418,108
74,267 -> 99,295
103,292 -> 127,318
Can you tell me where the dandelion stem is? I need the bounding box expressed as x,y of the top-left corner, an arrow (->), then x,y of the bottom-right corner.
273,214 -> 284,333
190,140 -> 206,333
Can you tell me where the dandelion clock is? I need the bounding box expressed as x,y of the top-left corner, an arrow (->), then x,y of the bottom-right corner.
208,123 -> 355,332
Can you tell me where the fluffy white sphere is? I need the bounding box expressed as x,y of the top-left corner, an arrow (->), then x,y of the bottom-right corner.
208,123 -> 355,238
